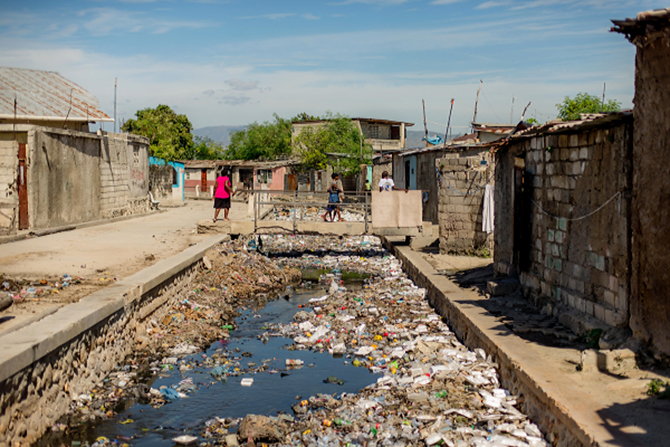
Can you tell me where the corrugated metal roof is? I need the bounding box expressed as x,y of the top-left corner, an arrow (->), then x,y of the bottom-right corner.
183,159 -> 298,169
0,67 -> 112,122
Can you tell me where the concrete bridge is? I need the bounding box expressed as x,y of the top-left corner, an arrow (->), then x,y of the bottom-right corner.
197,189 -> 438,239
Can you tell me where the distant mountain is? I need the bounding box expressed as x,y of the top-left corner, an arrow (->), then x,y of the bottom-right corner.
194,125 -> 247,146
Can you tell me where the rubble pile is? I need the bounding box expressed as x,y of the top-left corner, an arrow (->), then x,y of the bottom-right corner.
139,242 -> 302,352
44,239 -> 301,441
234,243 -> 548,447
1,273 -> 85,304
260,234 -> 382,256
42,236 -> 547,447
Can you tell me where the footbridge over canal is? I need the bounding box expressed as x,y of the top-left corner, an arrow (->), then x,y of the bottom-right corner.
198,190 -> 438,238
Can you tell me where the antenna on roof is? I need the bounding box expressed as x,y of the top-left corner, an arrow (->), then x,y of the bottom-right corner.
601,82 -> 606,112
443,98 -> 454,145
510,97 -> 515,123
520,101 -> 532,122
471,80 -> 483,131
114,77 -> 118,133
422,99 -> 428,140
62,88 -> 73,129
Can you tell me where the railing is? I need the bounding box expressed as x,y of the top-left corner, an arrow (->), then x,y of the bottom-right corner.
248,190 -> 371,233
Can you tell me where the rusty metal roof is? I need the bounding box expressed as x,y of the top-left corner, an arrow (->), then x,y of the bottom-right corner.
611,8 -> 670,40
182,159 -> 298,169
0,67 -> 112,122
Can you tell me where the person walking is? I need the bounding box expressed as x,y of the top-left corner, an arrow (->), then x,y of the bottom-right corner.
213,167 -> 233,222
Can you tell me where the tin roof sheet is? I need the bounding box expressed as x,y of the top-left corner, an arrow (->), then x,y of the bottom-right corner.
0,67 -> 112,122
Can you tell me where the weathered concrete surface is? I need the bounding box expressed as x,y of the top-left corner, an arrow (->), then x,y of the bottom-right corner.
388,241 -> 670,447
628,21 -> 670,357
371,190 -> 422,228
198,217 -> 434,237
0,233 -> 227,443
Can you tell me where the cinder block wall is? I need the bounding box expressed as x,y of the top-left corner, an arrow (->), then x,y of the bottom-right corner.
149,165 -> 174,201
100,133 -> 150,219
437,149 -> 495,255
0,138 -> 19,233
495,118 -> 633,330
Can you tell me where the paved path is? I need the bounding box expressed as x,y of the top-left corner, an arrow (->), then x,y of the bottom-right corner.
0,200 -> 246,334
0,200 -> 245,278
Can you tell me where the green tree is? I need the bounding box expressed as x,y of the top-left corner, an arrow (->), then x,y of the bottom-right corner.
121,105 -> 193,160
294,116 -> 372,174
556,93 -> 621,121
225,114 -> 292,160
183,136 -> 225,160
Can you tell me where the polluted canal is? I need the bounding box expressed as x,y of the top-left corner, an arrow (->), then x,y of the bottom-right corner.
40,236 -> 548,447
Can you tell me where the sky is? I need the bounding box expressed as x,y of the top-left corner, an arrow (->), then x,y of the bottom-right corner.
0,0 -> 664,134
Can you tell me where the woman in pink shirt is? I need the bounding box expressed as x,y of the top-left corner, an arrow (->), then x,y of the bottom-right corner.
213,168 -> 233,222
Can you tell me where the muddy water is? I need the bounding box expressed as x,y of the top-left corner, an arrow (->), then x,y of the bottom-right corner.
61,285 -> 376,446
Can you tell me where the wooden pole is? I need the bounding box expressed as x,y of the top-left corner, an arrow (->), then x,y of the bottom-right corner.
444,98 -> 454,144
422,99 -> 428,139
472,80 -> 483,131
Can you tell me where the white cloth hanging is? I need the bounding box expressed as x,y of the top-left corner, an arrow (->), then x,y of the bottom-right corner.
482,184 -> 494,234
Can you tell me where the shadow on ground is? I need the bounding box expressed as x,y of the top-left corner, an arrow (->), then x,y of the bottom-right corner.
447,265 -> 587,350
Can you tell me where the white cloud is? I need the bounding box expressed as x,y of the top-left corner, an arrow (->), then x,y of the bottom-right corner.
431,0 -> 465,5
331,0 -> 409,5
225,79 -> 260,91
476,1 -> 511,10
241,12 -> 320,20
75,8 -> 216,36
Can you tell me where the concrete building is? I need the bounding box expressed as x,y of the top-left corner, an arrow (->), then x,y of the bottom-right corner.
0,67 -> 151,234
493,113 -> 633,339
292,117 -> 414,153
0,67 -> 112,132
183,159 -> 298,197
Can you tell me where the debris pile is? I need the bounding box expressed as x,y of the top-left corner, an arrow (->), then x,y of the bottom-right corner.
238,244 -> 548,447
268,205 -> 365,222
1,274 -> 84,305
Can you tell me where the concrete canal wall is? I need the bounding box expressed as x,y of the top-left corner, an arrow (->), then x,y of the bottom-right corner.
0,235 -> 228,444
387,240 -> 594,447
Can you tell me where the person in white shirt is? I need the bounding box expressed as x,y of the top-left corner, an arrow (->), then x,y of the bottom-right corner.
378,171 -> 406,192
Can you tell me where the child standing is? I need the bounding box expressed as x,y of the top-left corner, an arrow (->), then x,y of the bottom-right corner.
213,168 -> 233,222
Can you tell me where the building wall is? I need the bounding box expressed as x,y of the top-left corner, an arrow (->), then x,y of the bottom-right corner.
149,165 -> 175,201
437,149 -> 495,254
0,137 -> 20,233
99,133 -> 149,218
393,151 -> 444,223
494,119 -> 633,331
0,126 -> 150,232
29,129 -> 101,228
629,26 -> 670,356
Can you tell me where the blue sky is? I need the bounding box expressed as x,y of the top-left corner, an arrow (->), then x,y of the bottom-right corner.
0,0 -> 663,134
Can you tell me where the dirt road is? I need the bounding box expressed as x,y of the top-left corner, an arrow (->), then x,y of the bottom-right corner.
0,200 -> 245,334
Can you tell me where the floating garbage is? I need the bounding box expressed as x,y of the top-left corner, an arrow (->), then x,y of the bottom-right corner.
37,236 -> 547,447
172,434 -> 198,445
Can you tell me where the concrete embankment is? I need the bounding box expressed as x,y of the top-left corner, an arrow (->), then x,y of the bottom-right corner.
0,234 -> 228,444
386,240 -> 670,447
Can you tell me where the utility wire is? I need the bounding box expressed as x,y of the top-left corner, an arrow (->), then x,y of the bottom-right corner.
531,191 -> 622,222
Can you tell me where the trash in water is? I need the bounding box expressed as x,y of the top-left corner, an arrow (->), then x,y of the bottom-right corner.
172,434 -> 198,445
240,378 -> 254,387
